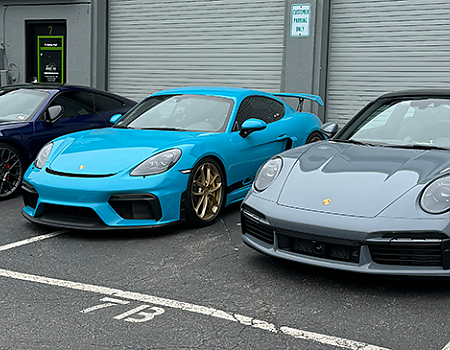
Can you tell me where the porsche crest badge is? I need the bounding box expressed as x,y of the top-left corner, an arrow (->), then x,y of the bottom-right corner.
78,165 -> 86,170
322,199 -> 331,206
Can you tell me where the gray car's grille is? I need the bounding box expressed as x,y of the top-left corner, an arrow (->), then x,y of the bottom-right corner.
241,207 -> 274,244
289,237 -> 360,263
276,228 -> 360,264
369,241 -> 444,267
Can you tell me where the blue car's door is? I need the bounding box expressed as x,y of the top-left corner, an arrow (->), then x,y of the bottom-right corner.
31,91 -> 109,158
226,96 -> 290,197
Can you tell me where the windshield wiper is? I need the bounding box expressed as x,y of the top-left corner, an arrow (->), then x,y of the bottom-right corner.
144,127 -> 184,131
124,127 -> 184,131
332,139 -> 373,146
384,144 -> 449,151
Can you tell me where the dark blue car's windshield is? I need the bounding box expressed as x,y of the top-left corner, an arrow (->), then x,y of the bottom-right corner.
0,89 -> 49,123
115,94 -> 234,132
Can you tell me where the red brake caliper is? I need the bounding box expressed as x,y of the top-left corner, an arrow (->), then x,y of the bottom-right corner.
4,158 -> 10,181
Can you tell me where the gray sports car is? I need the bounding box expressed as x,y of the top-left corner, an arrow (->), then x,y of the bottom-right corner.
241,89 -> 450,277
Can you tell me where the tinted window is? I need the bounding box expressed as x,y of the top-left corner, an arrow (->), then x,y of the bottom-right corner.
233,96 -> 285,131
51,91 -> 95,118
93,93 -> 124,112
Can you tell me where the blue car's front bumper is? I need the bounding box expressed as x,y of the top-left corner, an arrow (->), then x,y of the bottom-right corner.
22,166 -> 190,230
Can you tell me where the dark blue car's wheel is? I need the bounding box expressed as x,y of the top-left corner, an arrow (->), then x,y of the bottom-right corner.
186,158 -> 225,227
0,144 -> 23,200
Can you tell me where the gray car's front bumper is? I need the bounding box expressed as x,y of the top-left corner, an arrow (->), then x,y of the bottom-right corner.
241,194 -> 450,277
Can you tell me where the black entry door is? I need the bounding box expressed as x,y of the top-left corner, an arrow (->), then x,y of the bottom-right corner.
26,21 -> 66,83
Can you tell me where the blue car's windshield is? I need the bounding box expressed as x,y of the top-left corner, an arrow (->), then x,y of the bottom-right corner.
115,94 -> 234,132
344,98 -> 450,149
0,89 -> 49,123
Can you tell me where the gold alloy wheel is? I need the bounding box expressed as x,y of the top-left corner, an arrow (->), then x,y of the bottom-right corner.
307,134 -> 324,143
191,162 -> 223,221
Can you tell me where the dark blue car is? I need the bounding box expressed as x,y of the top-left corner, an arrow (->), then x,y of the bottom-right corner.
0,84 -> 136,199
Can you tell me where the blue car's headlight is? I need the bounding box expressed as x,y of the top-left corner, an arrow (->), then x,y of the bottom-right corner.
34,142 -> 53,169
254,157 -> 283,192
130,149 -> 182,176
420,176 -> 450,214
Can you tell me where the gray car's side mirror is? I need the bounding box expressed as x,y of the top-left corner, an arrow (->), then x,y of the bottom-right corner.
239,118 -> 267,138
46,105 -> 63,124
320,122 -> 339,138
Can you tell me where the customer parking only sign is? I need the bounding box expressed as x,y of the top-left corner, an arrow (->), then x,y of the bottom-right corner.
291,4 -> 311,37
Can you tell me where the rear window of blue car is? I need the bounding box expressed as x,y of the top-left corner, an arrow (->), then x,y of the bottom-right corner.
49,91 -> 125,118
232,96 -> 285,131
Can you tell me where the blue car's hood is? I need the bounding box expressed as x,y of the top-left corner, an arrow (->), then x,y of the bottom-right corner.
278,142 -> 450,218
49,128 -> 205,174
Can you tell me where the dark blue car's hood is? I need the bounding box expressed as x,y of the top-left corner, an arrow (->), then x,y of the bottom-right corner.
49,128 -> 207,174
278,142 -> 450,217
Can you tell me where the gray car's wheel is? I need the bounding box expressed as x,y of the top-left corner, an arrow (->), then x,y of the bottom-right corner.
0,144 -> 24,200
186,158 -> 225,227
306,131 -> 325,144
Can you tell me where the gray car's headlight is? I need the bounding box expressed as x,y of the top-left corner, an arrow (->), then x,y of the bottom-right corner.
254,157 -> 283,192
130,148 -> 182,176
34,142 -> 53,169
420,176 -> 450,214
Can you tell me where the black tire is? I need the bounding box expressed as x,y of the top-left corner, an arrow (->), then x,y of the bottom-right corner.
186,158 -> 225,227
0,144 -> 24,200
305,131 -> 325,144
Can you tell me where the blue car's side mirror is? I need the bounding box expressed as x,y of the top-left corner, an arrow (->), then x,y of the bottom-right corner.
240,118 -> 267,138
109,114 -> 123,124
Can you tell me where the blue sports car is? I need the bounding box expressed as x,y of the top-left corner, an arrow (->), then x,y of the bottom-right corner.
0,84 -> 136,199
22,87 -> 323,229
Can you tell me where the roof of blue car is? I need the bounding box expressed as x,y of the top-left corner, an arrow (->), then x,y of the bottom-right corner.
151,86 -> 273,99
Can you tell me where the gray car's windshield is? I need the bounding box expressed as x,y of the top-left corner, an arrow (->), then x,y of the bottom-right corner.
0,89 -> 49,122
115,94 -> 234,132
345,98 -> 450,149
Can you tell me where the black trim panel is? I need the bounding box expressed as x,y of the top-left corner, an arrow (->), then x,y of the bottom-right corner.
46,167 -> 116,178
22,210 -> 179,231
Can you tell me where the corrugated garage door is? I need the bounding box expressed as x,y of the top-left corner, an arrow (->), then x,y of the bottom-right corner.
109,0 -> 285,102
327,0 -> 450,126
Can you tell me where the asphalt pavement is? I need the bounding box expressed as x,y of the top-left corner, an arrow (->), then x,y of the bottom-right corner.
0,194 -> 449,350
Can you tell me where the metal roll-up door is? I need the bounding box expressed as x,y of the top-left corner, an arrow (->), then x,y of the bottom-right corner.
327,0 -> 450,126
109,0 -> 285,102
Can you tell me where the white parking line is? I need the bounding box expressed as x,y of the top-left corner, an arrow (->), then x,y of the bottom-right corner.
0,268 -> 391,350
442,341 -> 450,350
0,231 -> 66,252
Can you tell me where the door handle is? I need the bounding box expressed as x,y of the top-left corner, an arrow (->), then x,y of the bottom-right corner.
277,134 -> 289,141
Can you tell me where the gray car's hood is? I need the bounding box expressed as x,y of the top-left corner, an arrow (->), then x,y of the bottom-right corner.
277,142 -> 450,218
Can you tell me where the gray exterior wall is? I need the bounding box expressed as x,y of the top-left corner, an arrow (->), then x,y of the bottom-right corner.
281,0 -> 329,120
325,0 -> 450,127
0,0 -> 108,88
108,0 -> 287,102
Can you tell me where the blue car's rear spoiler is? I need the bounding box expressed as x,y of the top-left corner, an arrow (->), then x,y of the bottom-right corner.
272,92 -> 324,111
